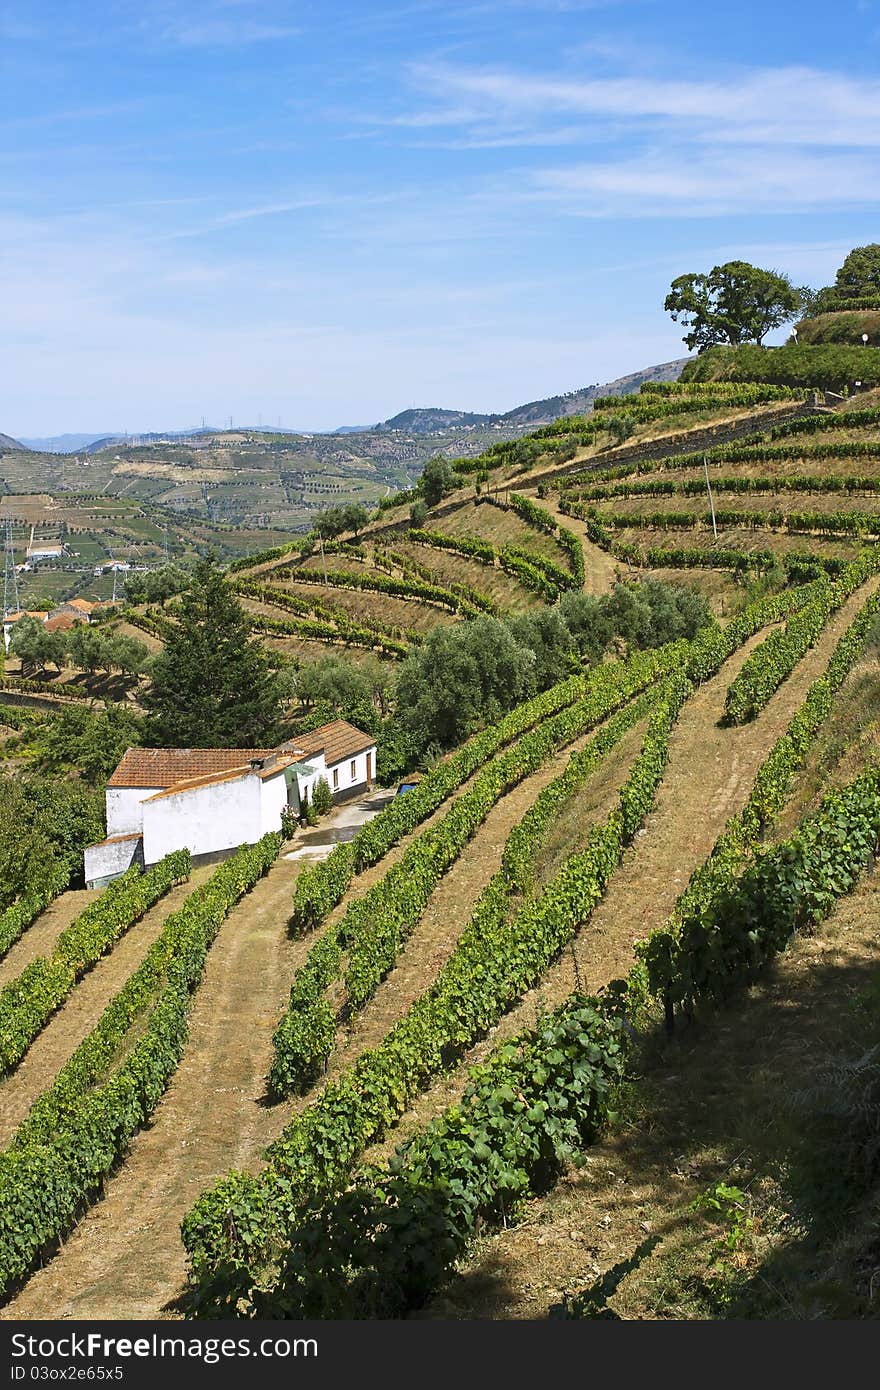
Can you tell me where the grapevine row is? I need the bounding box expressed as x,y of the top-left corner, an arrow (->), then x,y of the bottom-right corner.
289,649 -> 681,936
182,673 -> 690,1312
0,851 -> 191,1076
182,580 -> 816,1307
269,667 -> 675,1095
0,835 -> 280,1300
722,552 -> 879,723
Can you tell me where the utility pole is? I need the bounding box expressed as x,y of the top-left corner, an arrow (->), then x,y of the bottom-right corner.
703,454 -> 718,540
3,517 -> 20,618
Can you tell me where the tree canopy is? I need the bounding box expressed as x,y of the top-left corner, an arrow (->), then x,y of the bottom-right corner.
831,244 -> 880,301
141,555 -> 282,747
665,260 -> 801,350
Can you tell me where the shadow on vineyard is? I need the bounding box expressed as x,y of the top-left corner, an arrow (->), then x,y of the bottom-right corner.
426,876 -> 880,1321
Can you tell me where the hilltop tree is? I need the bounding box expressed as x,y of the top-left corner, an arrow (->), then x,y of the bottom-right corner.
142,555 -> 281,747
831,244 -> 880,301
665,260 -> 800,350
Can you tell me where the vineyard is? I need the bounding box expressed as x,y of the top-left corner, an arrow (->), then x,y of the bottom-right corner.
1,377 -> 879,1322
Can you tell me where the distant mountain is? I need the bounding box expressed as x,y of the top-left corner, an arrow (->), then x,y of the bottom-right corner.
19,357 -> 692,457
374,407 -> 495,433
497,358 -> 691,426
0,432 -> 27,450
367,358 -> 691,435
18,433 -> 114,453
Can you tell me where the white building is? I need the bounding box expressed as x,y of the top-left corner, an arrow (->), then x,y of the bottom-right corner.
84,719 -> 377,888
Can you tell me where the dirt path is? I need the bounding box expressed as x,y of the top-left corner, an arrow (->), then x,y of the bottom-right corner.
0,869 -> 213,1147
2,855 -> 306,1321
519,488 -> 619,596
362,580 -> 880,1161
0,890 -> 98,987
421,867 -> 880,1320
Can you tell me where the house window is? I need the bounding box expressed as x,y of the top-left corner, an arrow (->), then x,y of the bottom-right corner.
351,759 -> 357,781
332,768 -> 339,790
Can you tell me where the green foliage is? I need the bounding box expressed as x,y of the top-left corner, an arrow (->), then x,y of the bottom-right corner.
33,704 -> 145,785
182,670 -> 690,1310
272,563 -> 488,617
680,342 -> 880,391
0,835 -> 280,1298
665,260 -> 800,350
123,565 -> 191,606
255,996 -> 629,1318
723,553 -> 877,724
312,503 -> 370,540
0,775 -> 104,917
0,851 -> 190,1075
311,777 -> 333,816
419,457 -> 458,507
829,244 -> 880,302
408,499 -> 428,528
407,526 -> 495,564
142,555 -> 283,746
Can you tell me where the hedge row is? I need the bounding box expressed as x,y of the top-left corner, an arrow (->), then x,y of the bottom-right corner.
640,582 -> 880,1017
0,676 -> 95,704
252,993 -> 629,1318
288,645 -> 686,935
567,472 -> 880,504
181,673 -> 691,1312
560,497 -> 853,577
497,544 -> 571,598
642,765 -> 880,1022
722,551 -> 878,724
227,539 -> 309,573
0,861 -> 74,962
270,564 -> 488,617
406,528 -> 496,564
182,580 -> 814,1305
269,668 -> 674,1097
235,580 -> 410,657
0,851 -> 190,1076
590,504 -> 880,539
0,835 -> 280,1299
557,433 -> 880,493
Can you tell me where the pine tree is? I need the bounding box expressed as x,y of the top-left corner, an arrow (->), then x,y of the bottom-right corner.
142,555 -> 281,747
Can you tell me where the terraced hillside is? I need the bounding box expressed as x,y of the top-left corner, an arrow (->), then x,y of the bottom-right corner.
1,377 -> 879,1322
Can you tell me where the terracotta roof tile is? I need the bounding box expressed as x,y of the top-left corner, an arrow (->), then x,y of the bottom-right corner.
108,747 -> 273,789
286,719 -> 376,767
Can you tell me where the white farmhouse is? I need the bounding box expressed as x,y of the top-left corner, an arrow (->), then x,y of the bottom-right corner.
84,719 -> 377,889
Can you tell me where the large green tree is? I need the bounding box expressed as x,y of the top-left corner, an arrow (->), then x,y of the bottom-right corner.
142,555 -> 282,746
665,260 -> 801,350
831,244 -> 880,300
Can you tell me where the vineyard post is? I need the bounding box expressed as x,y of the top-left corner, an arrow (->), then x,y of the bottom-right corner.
704,454 -> 718,540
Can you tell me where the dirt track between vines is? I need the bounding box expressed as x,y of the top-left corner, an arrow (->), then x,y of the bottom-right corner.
0,870 -> 213,1147
364,578 -> 880,1164
421,867 -> 880,1320
0,890 -> 98,987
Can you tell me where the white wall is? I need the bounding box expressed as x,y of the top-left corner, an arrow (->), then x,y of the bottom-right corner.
142,774 -> 263,865
259,771 -> 289,836
326,746 -> 376,797
84,836 -> 142,888
106,785 -> 162,836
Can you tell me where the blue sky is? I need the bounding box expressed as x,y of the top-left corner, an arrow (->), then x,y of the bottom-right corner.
2,0 -> 880,434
